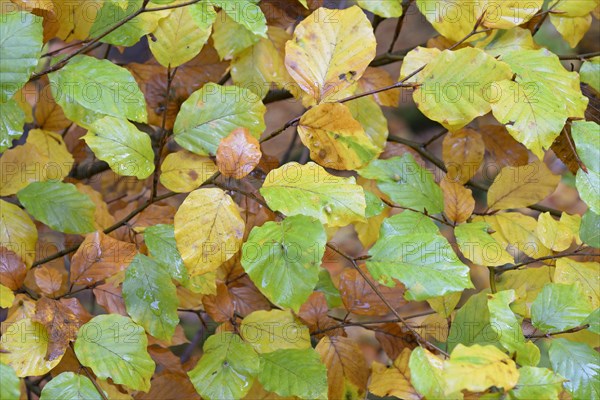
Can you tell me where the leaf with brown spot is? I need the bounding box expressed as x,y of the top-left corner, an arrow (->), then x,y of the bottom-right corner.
374,323 -> 418,361
202,282 -> 234,323
70,231 -> 136,285
136,372 -> 201,400
216,128 -> 262,179
338,268 -> 406,316
0,247 -> 27,291
316,336 -> 369,399
93,282 -> 127,316
442,128 -> 485,184
441,179 -> 475,224
34,265 -> 67,298
32,297 -> 81,361
369,348 -> 421,400
356,67 -> 400,107
480,125 -> 529,168
298,291 -> 344,338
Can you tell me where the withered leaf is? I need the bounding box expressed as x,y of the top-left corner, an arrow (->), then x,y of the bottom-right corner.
374,323 -> 418,361
480,125 -> 529,168
338,268 -> 406,316
202,282 -> 235,323
32,297 -> 81,361
297,291 -> 344,338
442,128 -> 485,184
93,282 -> 128,316
0,247 -> 27,291
34,264 -> 67,298
216,128 -> 262,179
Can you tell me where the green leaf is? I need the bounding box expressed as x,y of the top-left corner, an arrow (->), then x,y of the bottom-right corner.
367,211 -> 473,301
188,332 -> 259,400
209,0 -> 267,37
0,363 -> 20,400
380,209 -> 437,236
531,283 -> 593,333
413,47 -> 513,131
144,224 -> 187,284
258,348 -> 328,400
74,314 -> 155,392
487,290 -> 540,366
240,309 -> 311,353
508,366 -> 565,400
0,98 -> 25,152
346,96 -> 389,150
448,290 -> 496,351
212,10 -> 259,60
316,268 -> 343,308
40,372 -> 103,400
260,162 -> 366,227
49,55 -> 147,128
496,266 -> 552,318
123,254 -> 179,342
409,347 -> 460,399
358,154 -> 444,214
356,0 -> 403,17
572,120 -> 600,173
17,181 -> 96,234
549,338 -> 600,399
454,221 -> 514,266
174,83 -> 266,155
581,210 -> 600,248
83,116 -> 154,179
241,215 -> 326,311
576,168 -> 600,214
584,308 -> 600,334
580,56 -> 600,93
554,258 -> 600,309
0,11 -> 43,103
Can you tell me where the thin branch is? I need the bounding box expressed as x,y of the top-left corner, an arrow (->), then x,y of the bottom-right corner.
559,51 -> 600,61
422,130 -> 447,148
495,250 -> 599,274
527,323 -> 589,338
380,197 -> 453,227
387,0 -> 412,53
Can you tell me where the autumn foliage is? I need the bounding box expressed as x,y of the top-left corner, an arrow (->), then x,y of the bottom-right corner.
1,0 -> 600,399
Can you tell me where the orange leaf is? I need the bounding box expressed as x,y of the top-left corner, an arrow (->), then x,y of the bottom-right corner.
0,247 -> 27,291
374,323 -> 418,361
34,265 -> 67,298
216,128 -> 262,179
32,297 -> 81,361
441,179 -> 475,224
93,282 -> 127,316
356,67 -> 400,107
338,268 -> 406,316
369,348 -> 421,400
202,282 -> 234,323
442,128 -> 485,184
298,292 -> 344,338
480,125 -> 529,168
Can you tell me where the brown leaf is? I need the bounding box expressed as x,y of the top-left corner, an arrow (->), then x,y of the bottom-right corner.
0,247 -> 27,290
59,298 -> 92,324
135,372 -> 200,400
357,67 -> 400,107
440,179 -> 475,224
34,265 -> 67,298
216,128 -> 262,179
480,125 -> 529,168
228,275 -> 271,317
148,347 -> 186,375
316,336 -> 369,399
442,128 -> 485,184
298,292 -> 344,338
202,282 -> 234,323
374,323 -> 418,361
338,268 -> 406,316
93,282 -> 127,316
34,78 -> 70,131
551,126 -> 581,174
70,231 -> 136,285
380,142 -> 425,166
32,297 -> 81,361
148,325 -> 190,348
369,348 -> 421,400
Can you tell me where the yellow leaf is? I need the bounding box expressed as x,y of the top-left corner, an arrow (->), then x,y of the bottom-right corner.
240,310 -> 311,354
427,292 -> 461,318
550,14 -> 592,48
554,0 -> 598,17
148,5 -> 213,68
369,348 -> 420,400
555,258 -> 600,309
0,318 -> 63,376
285,6 -> 376,104
0,143 -> 48,196
497,266 -> 552,318
75,184 -> 116,231
346,96 -> 389,150
399,46 -> 440,83
536,212 -> 575,252
442,128 -> 485,184
25,129 -> 73,180
357,67 -> 399,107
0,199 -> 37,267
297,103 -> 380,170
160,151 -> 217,193
53,0 -> 102,42
487,161 -> 560,211
0,283 -> 15,308
174,188 -> 244,276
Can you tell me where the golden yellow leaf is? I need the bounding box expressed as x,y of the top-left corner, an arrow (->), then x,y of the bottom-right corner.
0,283 -> 15,308
216,128 -> 262,179
241,310 -> 311,353
369,348 -> 420,400
285,6 -> 376,104
536,212 -> 576,252
316,336 -> 369,400
440,179 -> 475,224
53,0 -> 102,42
174,188 -> 244,276
0,142 -> 48,196
550,14 -> 593,48
160,150 -> 218,193
0,318 -> 63,376
0,199 -> 37,267
399,46 -> 440,83
26,129 -> 73,180
487,160 -> 560,211
442,128 -> 485,184
357,67 -> 400,107
297,103 -> 379,170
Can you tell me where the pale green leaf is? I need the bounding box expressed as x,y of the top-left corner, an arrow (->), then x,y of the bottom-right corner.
581,210 -> 600,248
549,338 -> 600,399
0,363 -> 20,400
240,309 -> 311,353
212,10 -> 259,60
577,168 -> 600,214
174,83 -> 265,155
260,162 -> 366,227
531,283 -> 593,333
258,348 -> 327,400
123,254 -> 179,342
358,154 -> 444,214
241,215 -> 326,311
0,98 -> 25,152
209,0 -> 267,37
188,332 -> 259,400
357,0 -> 403,17
346,96 -> 389,150
74,315 -> 155,392
455,221 -> 514,266
49,55 -> 147,128
17,181 -> 96,234
144,224 -> 187,284
84,116 -> 154,179
40,372 -> 103,400
409,347 -> 460,400
572,120 -> 600,173
448,290 -> 496,351
508,367 -> 565,400
584,308 -> 600,334
554,258 -> 600,309
580,56 -> 600,93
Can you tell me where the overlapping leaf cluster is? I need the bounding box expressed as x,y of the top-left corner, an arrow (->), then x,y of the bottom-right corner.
0,0 -> 599,399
